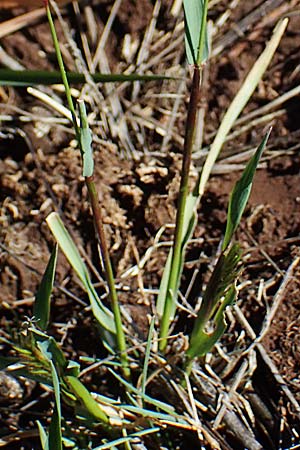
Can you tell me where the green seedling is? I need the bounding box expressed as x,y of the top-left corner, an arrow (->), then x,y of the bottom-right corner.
185,130 -> 271,368
0,1 -> 290,448
92,428 -> 160,450
158,0 -> 209,352
158,9 -> 288,356
45,1 -> 130,379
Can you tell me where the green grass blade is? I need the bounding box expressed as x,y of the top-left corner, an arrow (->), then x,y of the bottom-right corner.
108,368 -> 176,415
78,101 -> 94,178
37,340 -> 62,450
46,212 -> 116,335
48,376 -> 62,450
109,403 -> 187,425
46,1 -> 78,136
222,129 -> 271,250
3,366 -> 53,387
93,428 -> 160,450
183,0 -> 209,65
33,244 -> 58,330
0,69 -> 173,87
156,250 -> 173,318
65,375 -> 109,424
198,18 -> 288,197
37,421 -> 48,450
141,316 -> 155,401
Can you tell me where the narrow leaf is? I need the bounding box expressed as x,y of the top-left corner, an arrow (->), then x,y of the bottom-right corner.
5,366 -> 52,387
37,421 -> 48,450
30,328 -> 68,374
198,18 -> 288,197
108,368 -> 176,415
93,428 -> 160,450
0,69 -> 173,87
222,129 -> 271,250
78,101 -> 94,177
65,375 -> 109,424
141,316 -> 155,401
183,0 -> 209,65
34,244 -> 58,330
46,1 -> 78,135
37,340 -> 62,450
48,377 -> 62,450
46,212 -> 116,335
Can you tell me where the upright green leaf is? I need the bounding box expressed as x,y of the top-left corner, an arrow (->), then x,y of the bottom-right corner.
34,244 -> 58,330
37,421 -> 48,450
183,0 -> 209,65
141,316 -> 155,401
222,130 -> 271,250
46,1 -> 78,136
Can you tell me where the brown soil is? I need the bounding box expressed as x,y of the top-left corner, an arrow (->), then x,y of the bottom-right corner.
1,1 -> 300,449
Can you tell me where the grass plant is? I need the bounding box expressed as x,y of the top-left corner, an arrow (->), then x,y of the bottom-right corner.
157,8 -> 287,357
46,0 -> 130,379
158,0 -> 209,351
0,1 -> 290,448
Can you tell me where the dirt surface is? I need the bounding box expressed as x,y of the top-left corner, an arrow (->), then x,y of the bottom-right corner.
1,1 -> 300,449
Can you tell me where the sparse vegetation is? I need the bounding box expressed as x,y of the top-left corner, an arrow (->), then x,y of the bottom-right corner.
1,1 -> 300,449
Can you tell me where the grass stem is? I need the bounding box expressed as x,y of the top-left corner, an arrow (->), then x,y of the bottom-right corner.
86,177 -> 130,379
46,1 -> 129,379
46,2 -> 79,138
159,65 -> 201,351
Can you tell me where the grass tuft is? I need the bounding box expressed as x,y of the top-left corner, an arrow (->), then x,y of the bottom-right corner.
0,1 -> 291,448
